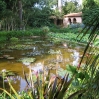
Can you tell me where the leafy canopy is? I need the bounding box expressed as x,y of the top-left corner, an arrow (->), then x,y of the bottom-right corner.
63,0 -> 82,14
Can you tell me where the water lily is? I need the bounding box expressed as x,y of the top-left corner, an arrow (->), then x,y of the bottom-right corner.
23,62 -> 30,66
31,63 -> 43,73
2,69 -> 6,72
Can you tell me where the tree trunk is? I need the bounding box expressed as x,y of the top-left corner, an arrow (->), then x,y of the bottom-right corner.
18,0 -> 23,30
58,0 -> 62,13
0,22 -> 1,30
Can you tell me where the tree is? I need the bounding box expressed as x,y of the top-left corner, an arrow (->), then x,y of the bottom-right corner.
82,0 -> 98,9
0,0 -> 6,20
0,0 -> 59,30
0,0 -> 41,30
18,0 -> 23,30
63,0 -> 82,14
26,8 -> 52,27
82,0 -> 99,25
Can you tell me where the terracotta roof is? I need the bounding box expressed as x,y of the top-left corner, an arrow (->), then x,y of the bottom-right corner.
49,16 -> 57,19
64,12 -> 82,17
49,16 -> 63,19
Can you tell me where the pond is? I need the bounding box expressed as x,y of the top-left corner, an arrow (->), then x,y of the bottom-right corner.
0,38 -> 85,92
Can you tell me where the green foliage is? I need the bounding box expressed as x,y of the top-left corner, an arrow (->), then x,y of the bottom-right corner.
52,8 -> 64,19
0,36 -> 7,42
50,27 -> 66,33
8,44 -> 33,50
41,26 -> 50,37
0,28 -> 44,41
0,0 -> 6,19
82,0 -> 99,25
0,27 -> 89,43
63,1 -> 82,14
22,68 -> 74,99
17,57 -> 35,63
0,68 -> 74,99
41,26 -> 50,33
82,8 -> 99,25
48,32 -> 89,44
83,0 -> 99,9
0,0 -> 53,30
94,38 -> 99,47
0,69 -> 16,78
27,7 -> 52,27
48,49 -> 61,54
75,10 -> 99,98
10,37 -> 19,42
0,4 -> 99,98
0,7 -> 99,98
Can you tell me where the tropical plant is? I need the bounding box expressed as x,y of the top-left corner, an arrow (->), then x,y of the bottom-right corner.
22,67 -> 74,99
93,38 -> 99,47
74,12 -> 99,98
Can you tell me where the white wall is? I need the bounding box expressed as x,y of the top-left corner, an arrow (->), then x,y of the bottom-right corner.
63,17 -> 82,27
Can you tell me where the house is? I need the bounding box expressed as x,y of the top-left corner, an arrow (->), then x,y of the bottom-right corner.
63,12 -> 82,27
49,16 -> 63,26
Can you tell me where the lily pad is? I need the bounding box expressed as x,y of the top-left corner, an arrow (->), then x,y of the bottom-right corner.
7,57 -> 15,60
48,49 -> 61,54
8,44 -> 33,50
0,57 -> 4,59
3,55 -> 10,58
17,57 -> 35,63
0,69 -> 17,78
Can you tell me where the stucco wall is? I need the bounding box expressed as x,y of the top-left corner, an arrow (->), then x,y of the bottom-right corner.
63,16 -> 82,27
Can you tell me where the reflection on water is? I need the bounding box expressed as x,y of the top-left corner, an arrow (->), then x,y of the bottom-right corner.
72,50 -> 80,66
31,62 -> 43,73
0,39 -> 85,92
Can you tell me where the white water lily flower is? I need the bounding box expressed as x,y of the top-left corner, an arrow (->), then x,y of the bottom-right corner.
2,69 -> 6,72
23,62 -> 30,66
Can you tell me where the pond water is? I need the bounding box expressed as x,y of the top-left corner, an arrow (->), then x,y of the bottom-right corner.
0,38 -> 85,92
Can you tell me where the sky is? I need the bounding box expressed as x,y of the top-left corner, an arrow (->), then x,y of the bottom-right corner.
66,0 -> 82,5
79,0 -> 82,5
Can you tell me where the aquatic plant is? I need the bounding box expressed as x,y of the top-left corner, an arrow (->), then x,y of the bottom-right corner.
0,69 -> 17,81
22,67 -> 74,99
48,32 -> 89,44
48,49 -> 61,54
0,66 -> 72,99
8,44 -> 33,50
10,37 -> 19,42
17,57 -> 35,65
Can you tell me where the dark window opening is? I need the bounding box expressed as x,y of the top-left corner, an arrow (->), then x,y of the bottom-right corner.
57,19 -> 63,25
68,18 -> 72,24
73,18 -> 76,24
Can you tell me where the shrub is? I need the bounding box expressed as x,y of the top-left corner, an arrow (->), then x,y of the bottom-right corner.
10,37 -> 19,42
41,26 -> 50,33
0,36 -> 7,42
41,26 -> 50,37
